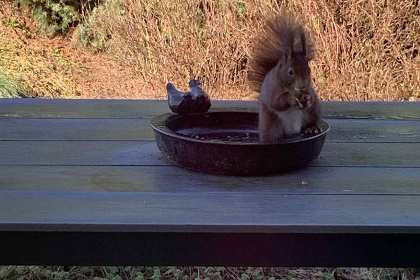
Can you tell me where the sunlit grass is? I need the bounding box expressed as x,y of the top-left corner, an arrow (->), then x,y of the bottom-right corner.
0,266 -> 417,280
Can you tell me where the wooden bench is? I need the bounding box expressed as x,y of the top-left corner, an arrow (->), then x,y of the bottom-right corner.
0,99 -> 419,267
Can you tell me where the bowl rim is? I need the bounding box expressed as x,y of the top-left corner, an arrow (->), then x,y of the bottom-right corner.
150,111 -> 330,146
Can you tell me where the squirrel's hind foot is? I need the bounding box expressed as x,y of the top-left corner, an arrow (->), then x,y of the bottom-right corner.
305,126 -> 322,135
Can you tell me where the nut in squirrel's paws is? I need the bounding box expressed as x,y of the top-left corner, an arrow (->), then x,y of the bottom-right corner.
305,126 -> 322,135
288,95 -> 304,109
295,98 -> 304,109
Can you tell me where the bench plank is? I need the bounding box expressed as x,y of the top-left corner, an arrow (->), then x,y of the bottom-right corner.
1,118 -> 420,142
1,99 -> 419,119
1,166 -> 419,194
0,141 -> 419,167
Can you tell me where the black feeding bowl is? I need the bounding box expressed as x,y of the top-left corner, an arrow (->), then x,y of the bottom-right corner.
151,111 -> 329,175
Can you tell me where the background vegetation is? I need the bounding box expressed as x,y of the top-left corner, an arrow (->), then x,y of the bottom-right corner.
0,0 -> 418,99
12,0 -> 98,35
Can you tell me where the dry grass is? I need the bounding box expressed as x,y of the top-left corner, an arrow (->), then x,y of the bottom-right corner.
0,0 -> 418,100
74,0 -> 256,99
298,0 -> 420,101
76,0 -> 419,100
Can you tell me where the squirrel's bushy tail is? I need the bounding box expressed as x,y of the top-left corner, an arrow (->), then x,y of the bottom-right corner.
247,11 -> 315,92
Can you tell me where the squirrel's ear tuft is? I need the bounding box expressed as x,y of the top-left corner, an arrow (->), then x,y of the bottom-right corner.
285,53 -> 291,63
301,27 -> 315,61
294,22 -> 315,61
300,29 -> 307,56
292,26 -> 306,55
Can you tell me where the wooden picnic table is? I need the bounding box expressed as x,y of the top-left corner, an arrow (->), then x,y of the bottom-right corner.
0,99 -> 419,267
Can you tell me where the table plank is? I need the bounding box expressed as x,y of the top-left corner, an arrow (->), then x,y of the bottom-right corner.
1,118 -> 420,142
1,166 -> 419,194
327,119 -> 420,143
1,99 -> 419,119
316,142 -> 420,167
0,100 -> 253,118
0,118 -> 154,140
1,141 -> 419,167
1,190 -> 420,234
0,141 -> 163,166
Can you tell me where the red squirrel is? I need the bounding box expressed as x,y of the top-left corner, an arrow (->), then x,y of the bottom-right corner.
248,12 -> 322,142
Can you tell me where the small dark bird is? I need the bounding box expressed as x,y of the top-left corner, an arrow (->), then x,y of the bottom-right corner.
166,83 -> 194,115
189,79 -> 211,114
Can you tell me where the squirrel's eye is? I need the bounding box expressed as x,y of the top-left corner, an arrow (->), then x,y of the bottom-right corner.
288,68 -> 294,76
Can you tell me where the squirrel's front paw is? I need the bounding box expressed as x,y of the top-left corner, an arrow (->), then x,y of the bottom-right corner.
305,126 -> 322,135
299,92 -> 312,108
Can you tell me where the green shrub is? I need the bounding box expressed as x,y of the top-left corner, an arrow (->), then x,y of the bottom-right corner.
13,0 -> 98,35
0,72 -> 27,98
77,3 -> 112,51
